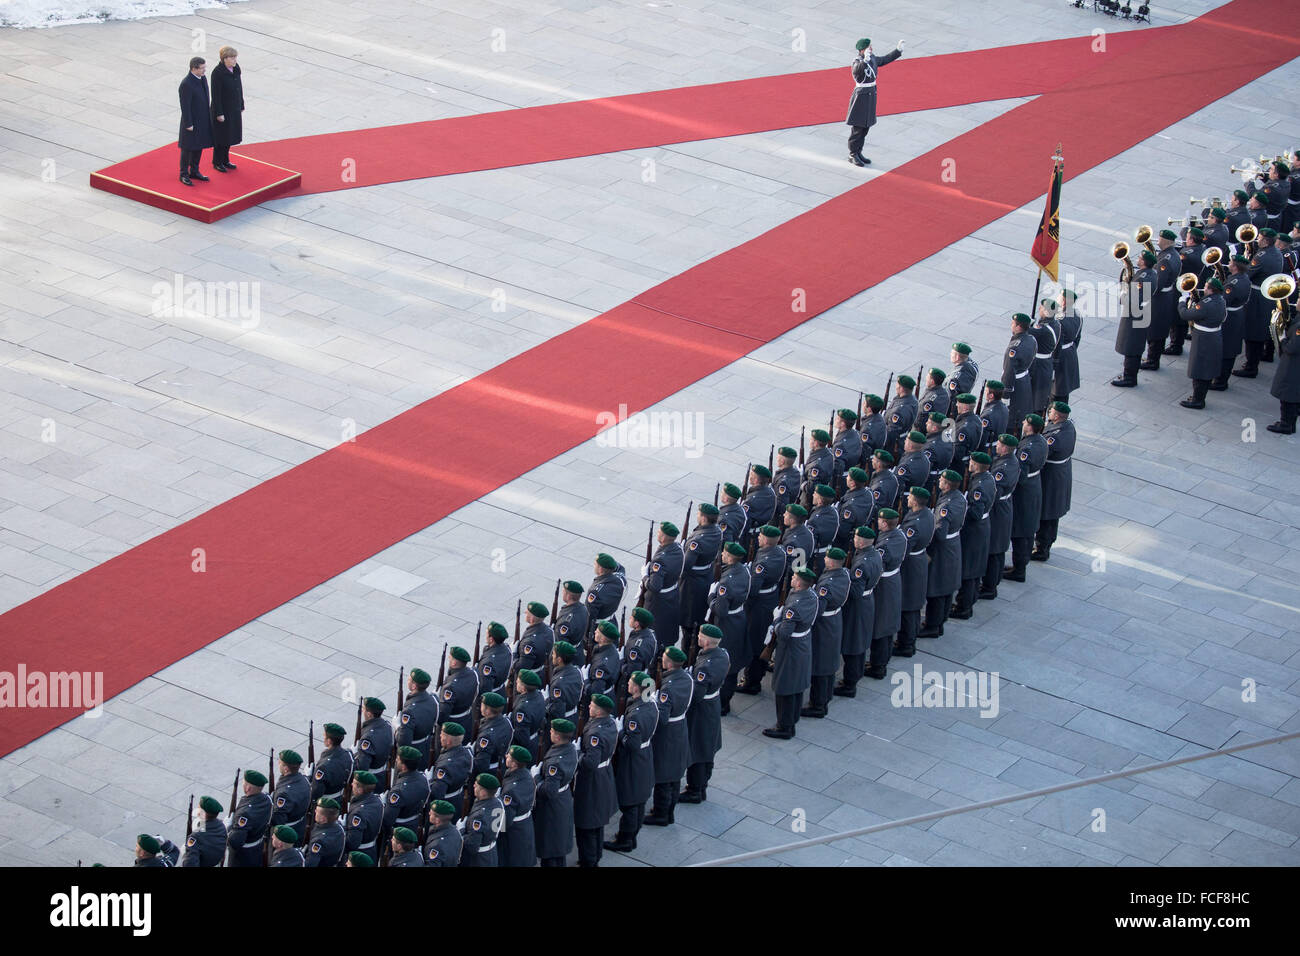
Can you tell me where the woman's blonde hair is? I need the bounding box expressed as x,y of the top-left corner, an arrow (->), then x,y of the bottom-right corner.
218,46 -> 238,61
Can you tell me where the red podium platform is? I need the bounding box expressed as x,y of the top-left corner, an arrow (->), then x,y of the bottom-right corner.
90,146 -> 301,223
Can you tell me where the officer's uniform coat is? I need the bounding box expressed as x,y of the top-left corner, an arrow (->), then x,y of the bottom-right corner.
1181,292 -> 1226,380
744,545 -> 785,662
459,794 -> 503,867
573,714 -> 618,830
1040,419 -> 1077,522
354,716 -> 393,790
497,767 -> 537,868
987,452 -> 1021,555
685,646 -> 729,763
510,689 -> 547,762
652,667 -> 694,783
771,586 -> 818,695
383,768 -> 431,832
681,523 -> 723,634
1011,434 -> 1049,539
811,567 -> 850,676
1002,331 -> 1035,424
872,527 -> 907,638
644,540 -> 684,648
614,696 -> 658,806
586,566 -> 626,623
429,744 -> 473,819
961,471 -> 997,578
533,740 -> 579,859
423,821 -> 463,867
395,688 -> 439,769
926,488 -> 966,597
343,792 -> 383,864
304,820 -> 345,867
225,791 -> 271,867
180,818 -> 227,867
710,562 -> 751,673
842,545 -> 882,656
310,746 -> 354,803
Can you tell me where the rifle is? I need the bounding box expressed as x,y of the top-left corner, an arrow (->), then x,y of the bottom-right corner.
975,378 -> 987,416
228,769 -> 240,823
308,720 -> 315,775
767,443 -> 774,476
551,578 -> 561,622
618,607 -> 627,648
635,520 -> 654,608
916,364 -> 924,396
396,666 -> 405,716
798,425 -> 805,468
432,643 -> 448,764
473,622 -> 482,666
854,392 -> 865,432
353,699 -> 362,747
884,372 -> 894,406
186,794 -> 194,839
712,482 -> 720,508
470,623 -> 484,740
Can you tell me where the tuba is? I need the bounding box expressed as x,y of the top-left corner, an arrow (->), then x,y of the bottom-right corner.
1177,272 -> 1200,300
1112,241 -> 1134,282
1263,273 -> 1296,351
1236,223 -> 1258,257
1202,246 -> 1225,282
1134,224 -> 1155,253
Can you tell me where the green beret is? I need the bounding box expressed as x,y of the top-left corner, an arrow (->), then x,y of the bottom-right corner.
410,667 -> 432,685
811,428 -> 831,443
596,553 -> 617,569
631,670 -> 652,687
724,541 -> 747,556
632,606 -> 654,625
759,524 -> 782,537
551,718 -> 576,734
348,851 -> 374,867
907,430 -> 925,444
848,467 -> 868,483
591,693 -> 615,711
1234,188 -> 1249,202
1159,228 -> 1177,240
1232,254 -> 1249,264
198,796 -> 222,815
865,394 -> 884,411
897,374 -> 916,389
431,799 -> 456,816
873,449 -> 894,464
826,547 -> 846,561
838,408 -> 858,423
398,745 -> 421,763
1189,227 -> 1205,239
666,646 -> 688,664
723,482 -> 742,498
518,669 -> 541,688
482,692 -> 506,709
1276,161 -> 1291,177
751,464 -> 772,478
928,412 -> 945,425
274,825 -> 298,844
1141,249 -> 1158,265
137,834 -> 160,854
244,770 -> 267,787
971,451 -> 992,465
1262,227 -> 1279,239
354,771 -> 378,786
393,827 -> 417,846
815,483 -> 836,499
595,619 -> 618,639
509,745 -> 533,765
450,646 -> 470,663
699,503 -> 719,517
1011,312 -> 1031,326
659,521 -> 679,537
930,368 -> 946,382
956,393 -> 976,404
856,37 -> 871,50
854,526 -> 877,540
442,722 -> 465,737
1277,234 -> 1292,244
777,446 -> 797,458
279,749 -> 302,767
941,469 -> 961,483
999,434 -> 1019,447
323,722 -> 346,740
364,697 -> 385,714
476,773 -> 500,792
986,380 -> 1003,391
699,624 -> 723,641
786,503 -> 808,517
879,508 -> 900,520
1040,298 -> 1058,313
527,601 -> 549,618
554,641 -> 576,661
317,797 -> 340,810
1025,413 -> 1044,428
909,486 -> 930,501
795,567 -> 818,582
952,342 -> 972,355
487,622 -> 509,640
1209,207 -> 1226,220
1052,401 -> 1071,414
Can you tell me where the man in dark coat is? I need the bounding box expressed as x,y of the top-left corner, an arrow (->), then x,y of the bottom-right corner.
738,526 -> 785,696
458,774 -> 503,867
553,583 -> 588,666
979,382 -> 1009,452
979,435 -> 1020,601
884,376 -> 919,458
533,719 -> 579,866
177,57 -> 213,186
762,567 -> 819,739
681,625 -> 729,802
1002,314 -> 1035,429
1034,403 -> 1076,562
496,746 -> 536,868
1267,295 -> 1300,433
1005,416 -> 1048,583
573,695 -> 618,867
1213,255 -> 1253,389
1052,290 -> 1082,404
1028,299 -> 1060,416
844,37 -> 903,166
893,487 -> 935,658
680,504 -> 723,647
952,452 -> 996,619
868,448 -> 899,513
605,672 -> 659,853
1114,250 -> 1156,387
209,47 -> 244,172
643,522 -> 684,650
803,549 -> 849,718
919,470 -> 966,638
180,796 -> 227,867
835,466 -> 875,550
1179,279 -> 1227,409
1233,229 -> 1285,377
1143,230 -> 1183,370
711,542 -> 751,714
836,526 -> 882,697
859,394 -> 888,460
869,509 -> 906,679
646,646 -> 693,825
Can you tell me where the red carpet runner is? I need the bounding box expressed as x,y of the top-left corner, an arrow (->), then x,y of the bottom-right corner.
3,0 -> 1296,757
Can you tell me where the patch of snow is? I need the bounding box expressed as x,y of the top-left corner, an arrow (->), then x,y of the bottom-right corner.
1,0 -> 249,29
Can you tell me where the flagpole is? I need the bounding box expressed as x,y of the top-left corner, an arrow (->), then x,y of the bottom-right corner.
1030,144 -> 1066,314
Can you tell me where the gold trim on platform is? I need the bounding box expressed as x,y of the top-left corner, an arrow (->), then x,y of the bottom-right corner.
90,153 -> 300,215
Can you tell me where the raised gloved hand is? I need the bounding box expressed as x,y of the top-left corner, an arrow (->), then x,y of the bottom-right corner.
772,605 -> 783,621
897,39 -> 905,51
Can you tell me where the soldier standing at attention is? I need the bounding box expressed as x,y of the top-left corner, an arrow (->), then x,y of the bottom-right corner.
869,509 -> 907,679
646,646 -> 693,826
836,527 -> 881,698
311,722 -> 353,805
771,450 -> 802,519
534,718 -> 580,867
711,542 -> 751,715
1053,290 -> 1082,405
644,522 -> 685,649
950,394 -> 983,478
681,503 -> 723,646
459,774 -> 504,867
388,827 -> 423,867
762,566 -> 819,738
844,37 -> 904,166
619,607 -> 658,693
919,470 -> 966,639
471,692 -> 513,778
395,668 -> 438,770
780,504 -> 816,576
553,582 -> 588,662
428,722 -> 473,820
859,395 -> 888,461
383,746 -> 429,842
801,429 -> 834,507
226,769 -> 271,867
440,647 -> 481,734
514,604 -> 555,677
893,432 -> 930,504
884,375 -> 918,458
269,826 -> 304,867
833,408 -> 864,482
496,745 -> 537,868
1034,403 -> 1076,561
1029,299 -> 1061,415
743,464 -> 777,547
477,626 -> 514,697
605,671 -> 659,853
584,620 -> 623,710
952,452 -> 996,619
573,694 -> 619,867
946,343 -> 979,405
737,526 -> 785,697
342,771 -> 384,865
546,641 -> 583,728
681,625 -> 729,802
1002,313 -> 1035,430
835,467 -> 875,551
979,435 -> 1021,601
804,548 -> 849,718
304,798 -> 345,867
180,796 -> 226,867
423,799 -> 463,867
893,487 -> 935,658
718,482 -> 748,545
510,669 -> 547,762
807,484 -> 841,574
1004,415 -> 1048,583
868,448 -> 898,512
914,368 -> 949,429
586,553 -> 627,631
354,697 -> 393,792
979,381 -> 1008,452
269,749 -> 311,844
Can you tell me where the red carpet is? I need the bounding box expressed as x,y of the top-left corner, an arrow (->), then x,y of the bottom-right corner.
5,0 -> 1297,757
89,147 -> 300,223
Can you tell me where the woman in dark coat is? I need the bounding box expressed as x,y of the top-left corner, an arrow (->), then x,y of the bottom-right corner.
210,46 -> 245,172
844,37 -> 903,166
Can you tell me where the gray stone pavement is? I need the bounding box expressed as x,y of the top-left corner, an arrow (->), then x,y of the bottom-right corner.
0,0 -> 1297,866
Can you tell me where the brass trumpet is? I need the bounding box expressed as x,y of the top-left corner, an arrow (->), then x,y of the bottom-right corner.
1263,272 -> 1297,351
1168,217 -> 1187,226
1189,196 -> 1221,208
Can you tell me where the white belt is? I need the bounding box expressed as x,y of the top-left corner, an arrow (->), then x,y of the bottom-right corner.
410,735 -> 430,745
879,567 -> 899,577
357,839 -> 376,850
1025,470 -> 1040,478
512,810 -> 531,822
1014,370 -> 1028,378
395,813 -> 419,825
855,82 -> 876,88
557,784 -> 569,792
862,587 -> 875,596
1228,305 -> 1244,311
814,546 -> 828,555
946,530 -> 961,539
1046,457 -> 1071,465
1288,198 -> 1300,205
791,629 -> 811,638
820,607 -> 841,617
658,582 -> 678,594
323,789 -> 344,801
1059,342 -> 1075,349
728,605 -> 744,615
1160,284 -> 1176,293
703,690 -> 720,700
640,740 -> 652,749
980,512 -> 990,520
449,708 -> 471,720
668,713 -> 686,722
758,586 -> 777,594
1035,353 -> 1052,359
1252,284 -> 1262,291
243,835 -> 265,848
597,759 -> 611,769
478,843 -> 494,853
564,708 -> 577,718
998,493 -> 1012,501
1192,324 -> 1220,333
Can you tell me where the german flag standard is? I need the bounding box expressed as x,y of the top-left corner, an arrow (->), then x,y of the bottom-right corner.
1030,149 -> 1064,282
